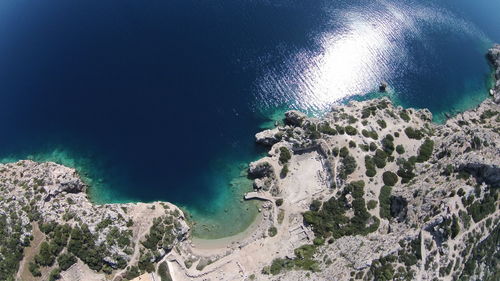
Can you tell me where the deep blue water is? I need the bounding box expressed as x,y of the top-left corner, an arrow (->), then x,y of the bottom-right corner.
0,0 -> 499,237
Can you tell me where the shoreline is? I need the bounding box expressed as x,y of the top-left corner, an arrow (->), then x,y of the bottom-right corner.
191,212 -> 263,250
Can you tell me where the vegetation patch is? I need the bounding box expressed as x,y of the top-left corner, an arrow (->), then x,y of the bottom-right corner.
303,181 -> 379,239
364,156 -> 376,177
416,138 -> 434,163
379,185 -> 392,219
399,111 -> 411,122
345,125 -> 358,136
382,171 -> 398,186
404,127 -> 424,140
279,147 -> 292,164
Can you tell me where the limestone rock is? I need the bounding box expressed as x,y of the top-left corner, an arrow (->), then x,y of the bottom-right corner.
255,128 -> 281,146
284,110 -> 307,127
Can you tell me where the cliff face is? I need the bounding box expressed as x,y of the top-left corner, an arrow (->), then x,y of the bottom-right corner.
0,160 -> 189,281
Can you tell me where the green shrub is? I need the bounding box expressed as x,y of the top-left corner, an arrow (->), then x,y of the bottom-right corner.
35,241 -> 55,267
68,224 -> 105,271
348,180 -> 365,199
397,158 -> 416,183
275,198 -> 283,206
382,171 -> 398,186
369,142 -> 377,152
364,156 -> 376,177
348,140 -> 356,148
318,123 -> 337,135
399,111 -> 411,122
339,147 -> 349,158
280,164 -> 289,178
29,261 -> 41,277
335,125 -> 345,135
359,144 -> 370,151
332,147 -> 339,157
467,191 -> 497,223
362,129 -> 378,140
404,127 -> 424,140
450,216 -> 460,239
416,138 -> 434,163
345,125 -> 358,136
303,182 -> 378,239
279,147 -> 292,164
381,135 -> 394,155
268,226 -> 277,237
367,200 -> 377,210
396,145 -> 405,154
379,185 -> 392,219
377,119 -> 387,129
362,106 -> 377,118
57,253 -> 77,271
480,109 -> 497,119
313,237 -> 325,246
339,155 -> 357,180
373,149 -> 387,168
48,268 -> 61,281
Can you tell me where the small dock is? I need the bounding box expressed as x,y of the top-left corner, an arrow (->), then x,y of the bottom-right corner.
244,192 -> 274,202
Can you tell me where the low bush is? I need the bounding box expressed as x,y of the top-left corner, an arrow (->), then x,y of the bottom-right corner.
364,156 -> 376,177
382,171 -> 398,186
373,149 -> 387,168
279,147 -> 292,164
399,111 -> 411,122
345,125 -> 358,136
367,200 -> 377,210
381,135 -> 394,155
275,198 -> 283,206
339,155 -> 357,180
396,144 -> 405,154
416,138 -> 434,163
379,185 -> 392,219
404,127 -> 424,140
318,123 -> 337,135
349,140 -> 356,148
268,226 -> 278,237
339,147 -> 349,158
377,119 -> 387,129
397,158 -> 416,183
57,253 -> 77,271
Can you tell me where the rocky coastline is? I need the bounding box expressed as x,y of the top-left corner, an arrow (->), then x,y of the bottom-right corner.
0,46 -> 499,281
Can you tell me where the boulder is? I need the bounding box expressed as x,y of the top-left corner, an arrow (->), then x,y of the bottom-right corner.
248,160 -> 275,179
255,128 -> 281,146
284,110 -> 307,127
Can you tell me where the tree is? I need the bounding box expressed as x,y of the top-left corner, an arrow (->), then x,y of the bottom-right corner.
57,253 -> 77,271
382,171 -> 398,186
35,241 -> 55,266
279,147 -> 291,164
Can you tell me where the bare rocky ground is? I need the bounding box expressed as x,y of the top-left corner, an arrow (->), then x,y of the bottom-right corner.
0,45 -> 499,281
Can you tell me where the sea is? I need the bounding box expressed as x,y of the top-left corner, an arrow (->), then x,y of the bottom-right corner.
0,0 -> 499,238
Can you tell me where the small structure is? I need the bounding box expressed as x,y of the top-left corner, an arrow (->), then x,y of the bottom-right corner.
379,81 -> 388,92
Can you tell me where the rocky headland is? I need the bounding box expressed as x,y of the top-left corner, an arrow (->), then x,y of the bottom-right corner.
0,46 -> 499,281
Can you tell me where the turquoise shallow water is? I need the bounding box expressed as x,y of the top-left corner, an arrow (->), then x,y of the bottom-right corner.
0,0 -> 499,238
